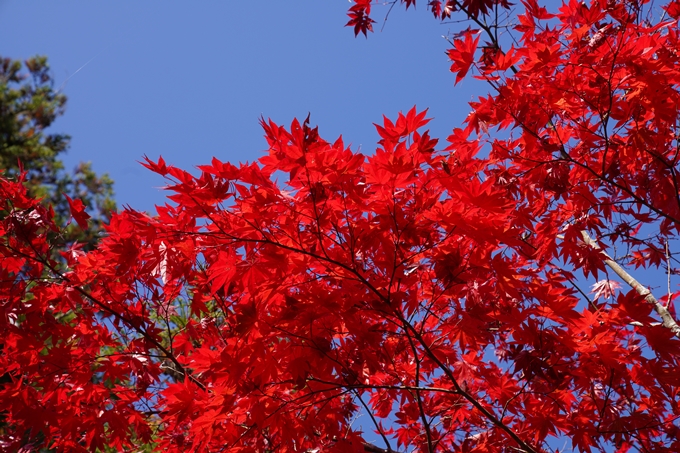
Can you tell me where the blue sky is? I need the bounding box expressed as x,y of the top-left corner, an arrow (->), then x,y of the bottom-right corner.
0,1 -> 483,213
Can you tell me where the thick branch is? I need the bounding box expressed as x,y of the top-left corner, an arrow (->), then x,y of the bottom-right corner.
581,231 -> 680,338
363,443 -> 392,453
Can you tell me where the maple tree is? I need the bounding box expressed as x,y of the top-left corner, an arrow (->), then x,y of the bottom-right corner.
3,0 -> 680,452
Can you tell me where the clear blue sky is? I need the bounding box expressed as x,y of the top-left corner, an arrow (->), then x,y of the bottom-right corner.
0,1 -> 483,213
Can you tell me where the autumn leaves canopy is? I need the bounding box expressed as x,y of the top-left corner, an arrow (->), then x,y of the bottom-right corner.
3,0 -> 680,452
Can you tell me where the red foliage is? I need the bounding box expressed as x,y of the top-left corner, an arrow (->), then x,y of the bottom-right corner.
347,0 -> 375,37
64,194 -> 91,229
3,1 -> 680,452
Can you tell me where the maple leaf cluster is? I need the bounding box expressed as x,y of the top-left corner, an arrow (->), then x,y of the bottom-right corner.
2,0 -> 680,452
346,0 -> 514,36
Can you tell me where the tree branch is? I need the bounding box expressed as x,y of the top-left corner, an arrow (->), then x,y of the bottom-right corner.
581,231 -> 680,338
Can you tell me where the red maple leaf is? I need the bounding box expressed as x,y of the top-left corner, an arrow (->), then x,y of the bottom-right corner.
64,194 -> 91,229
448,31 -> 481,84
